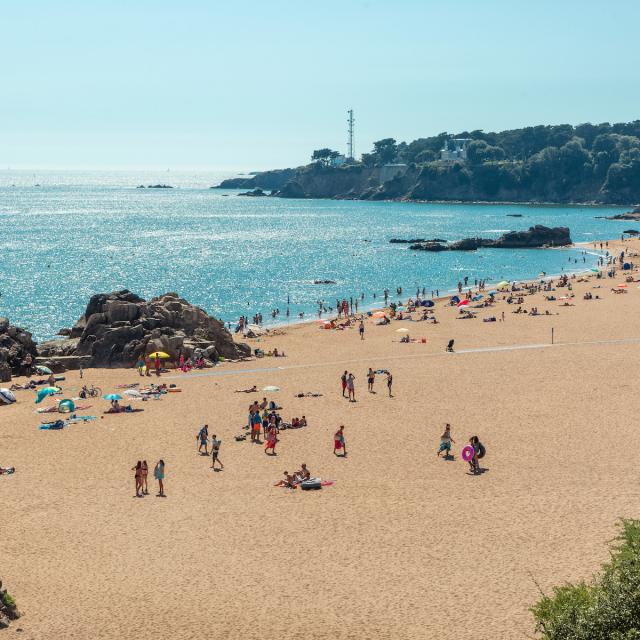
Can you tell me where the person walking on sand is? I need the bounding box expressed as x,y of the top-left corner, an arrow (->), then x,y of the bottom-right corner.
367,368 -> 375,393
141,460 -> 149,494
386,371 -> 393,397
334,425 -> 346,456
154,460 -> 165,496
264,424 -> 278,456
347,373 -> 356,402
437,424 -> 455,458
359,319 -> 365,340
341,370 -> 348,397
210,435 -> 223,470
197,424 -> 209,455
132,460 -> 143,497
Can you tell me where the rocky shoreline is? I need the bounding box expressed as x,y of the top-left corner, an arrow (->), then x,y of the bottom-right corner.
1,291 -> 250,381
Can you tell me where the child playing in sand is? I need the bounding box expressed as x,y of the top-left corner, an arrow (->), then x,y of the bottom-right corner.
437,424 -> 455,458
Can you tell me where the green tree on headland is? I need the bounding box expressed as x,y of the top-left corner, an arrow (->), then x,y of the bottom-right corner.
532,519 -> 640,640
311,148 -> 340,166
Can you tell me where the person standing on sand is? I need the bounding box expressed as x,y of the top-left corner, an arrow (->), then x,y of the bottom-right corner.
264,424 -> 278,455
359,319 -> 365,340
386,371 -> 393,397
145,356 -> 151,376
136,357 -> 145,376
210,435 -> 223,470
154,460 -> 165,496
437,424 -> 454,458
132,461 -> 142,497
341,371 -> 348,397
154,355 -> 161,377
367,368 -> 375,393
347,373 -> 356,402
197,424 -> 209,455
334,426 -> 346,456
141,460 -> 149,495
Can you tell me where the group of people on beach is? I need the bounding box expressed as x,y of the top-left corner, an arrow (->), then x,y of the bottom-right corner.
196,424 -> 224,469
132,460 -> 165,497
341,369 -> 393,401
436,425 -> 486,474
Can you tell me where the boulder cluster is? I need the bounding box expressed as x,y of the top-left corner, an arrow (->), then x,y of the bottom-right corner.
0,318 -> 38,382
38,290 -> 250,369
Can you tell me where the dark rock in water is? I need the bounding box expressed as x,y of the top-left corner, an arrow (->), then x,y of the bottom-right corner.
410,226 -> 571,251
0,318 -> 38,381
313,279 -> 337,285
277,181 -> 307,199
506,214 -> 523,217
238,188 -> 268,197
390,238 -> 447,244
624,229 -> 639,234
146,184 -> 173,189
136,185 -> 145,188
604,206 -> 640,220
38,290 -> 250,369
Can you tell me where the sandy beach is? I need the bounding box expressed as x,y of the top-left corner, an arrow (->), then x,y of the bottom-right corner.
2,237 -> 640,639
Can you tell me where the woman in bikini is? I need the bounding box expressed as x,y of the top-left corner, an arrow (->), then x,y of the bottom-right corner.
141,460 -> 149,495
132,460 -> 142,497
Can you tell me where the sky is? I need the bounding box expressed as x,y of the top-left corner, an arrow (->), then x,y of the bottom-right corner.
1,0 -> 639,170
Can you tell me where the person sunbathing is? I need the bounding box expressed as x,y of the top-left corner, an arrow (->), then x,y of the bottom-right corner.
295,463 -> 311,481
10,380 -> 36,390
235,386 -> 258,393
275,471 -> 297,488
0,466 -> 15,475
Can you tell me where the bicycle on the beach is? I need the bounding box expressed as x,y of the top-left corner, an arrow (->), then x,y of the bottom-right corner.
80,384 -> 102,399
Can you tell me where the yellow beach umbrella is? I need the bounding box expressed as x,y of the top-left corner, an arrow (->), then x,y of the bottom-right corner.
148,351 -> 171,359
497,281 -> 510,288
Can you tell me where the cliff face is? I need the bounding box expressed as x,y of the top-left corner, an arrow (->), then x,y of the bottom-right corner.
247,161 -> 640,205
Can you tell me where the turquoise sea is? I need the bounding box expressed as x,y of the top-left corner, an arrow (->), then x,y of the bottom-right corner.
0,169 -> 629,341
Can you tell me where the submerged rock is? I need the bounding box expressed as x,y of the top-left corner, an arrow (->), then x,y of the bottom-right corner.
38,290 -> 250,368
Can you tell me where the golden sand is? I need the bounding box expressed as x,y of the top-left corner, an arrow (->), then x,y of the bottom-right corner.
2,238 -> 639,639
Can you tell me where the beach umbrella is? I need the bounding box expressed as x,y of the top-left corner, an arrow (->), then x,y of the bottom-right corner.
451,296 -> 460,304
457,299 -> 469,307
590,268 -> 600,273
424,300 -> 434,307
395,328 -> 409,332
372,311 -> 386,318
263,385 -> 280,392
35,365 -> 52,375
488,290 -> 497,296
497,281 -> 510,288
103,393 -> 123,401
35,387 -> 59,404
148,351 -> 170,359
0,388 -> 16,405
58,399 -> 75,413
472,294 -> 484,301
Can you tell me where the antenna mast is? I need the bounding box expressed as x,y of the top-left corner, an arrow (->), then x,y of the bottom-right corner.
347,109 -> 355,160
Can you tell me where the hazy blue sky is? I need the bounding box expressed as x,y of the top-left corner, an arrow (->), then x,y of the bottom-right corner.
2,0 -> 639,170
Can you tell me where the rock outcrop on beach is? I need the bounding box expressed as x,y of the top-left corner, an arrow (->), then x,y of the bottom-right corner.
0,318 -> 38,382
408,225 -> 572,251
38,290 -> 250,369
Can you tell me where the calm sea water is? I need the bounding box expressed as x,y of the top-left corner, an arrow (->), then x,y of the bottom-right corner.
0,169 -> 628,341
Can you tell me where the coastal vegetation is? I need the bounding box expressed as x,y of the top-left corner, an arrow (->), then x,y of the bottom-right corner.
217,121 -> 640,205
532,519 -> 640,640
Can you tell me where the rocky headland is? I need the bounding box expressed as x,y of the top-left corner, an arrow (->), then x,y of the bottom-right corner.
0,319 -> 38,382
